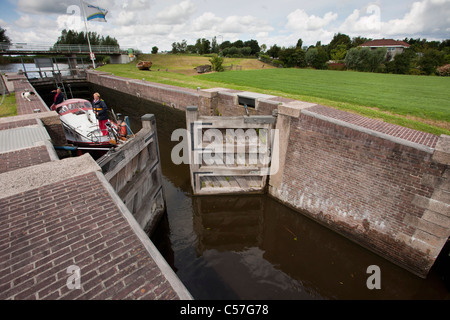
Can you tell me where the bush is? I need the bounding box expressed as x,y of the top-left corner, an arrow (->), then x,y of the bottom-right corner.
305,47 -> 328,69
437,64 -> 450,76
344,47 -> 386,72
209,55 -> 224,72
409,68 -> 425,76
272,59 -> 284,68
418,49 -> 444,75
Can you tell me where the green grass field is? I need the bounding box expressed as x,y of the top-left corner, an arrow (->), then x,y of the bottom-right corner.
98,55 -> 450,136
0,94 -> 16,118
198,69 -> 450,124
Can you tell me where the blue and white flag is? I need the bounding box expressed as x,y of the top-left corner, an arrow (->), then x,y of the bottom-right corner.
82,1 -> 108,22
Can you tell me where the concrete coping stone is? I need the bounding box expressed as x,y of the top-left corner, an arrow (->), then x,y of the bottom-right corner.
243,115 -> 277,124
95,171 -> 193,300
433,135 -> 450,165
278,101 -> 318,118
187,106 -> 198,112
237,91 -> 276,100
141,114 -> 155,121
302,109 -> 435,154
0,111 -> 59,125
0,153 -> 101,200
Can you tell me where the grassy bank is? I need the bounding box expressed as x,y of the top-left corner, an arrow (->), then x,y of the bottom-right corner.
0,94 -> 17,118
97,55 -> 450,136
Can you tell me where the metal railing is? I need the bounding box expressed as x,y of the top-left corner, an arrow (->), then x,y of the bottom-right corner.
0,43 -> 129,54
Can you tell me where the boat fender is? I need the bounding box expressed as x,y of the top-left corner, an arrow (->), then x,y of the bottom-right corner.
120,121 -> 127,137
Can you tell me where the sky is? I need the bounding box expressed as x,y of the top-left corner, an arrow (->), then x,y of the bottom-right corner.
0,0 -> 449,53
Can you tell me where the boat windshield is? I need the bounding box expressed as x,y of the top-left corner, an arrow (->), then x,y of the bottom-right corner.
66,102 -> 91,111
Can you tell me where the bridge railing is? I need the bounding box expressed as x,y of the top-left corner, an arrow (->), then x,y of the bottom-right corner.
0,43 -> 127,54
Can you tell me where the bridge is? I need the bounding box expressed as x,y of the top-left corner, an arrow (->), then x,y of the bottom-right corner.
0,43 -> 131,55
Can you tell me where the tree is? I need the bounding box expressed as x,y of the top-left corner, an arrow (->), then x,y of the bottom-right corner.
278,46 -> 306,68
419,49 -> 444,74
330,44 -> 348,60
366,47 -> 387,72
211,36 -> 219,54
0,26 -> 11,48
151,46 -> 158,54
328,33 -> 351,52
260,44 -> 267,53
306,48 -> 318,67
351,36 -> 370,48
385,48 -> 415,74
306,46 -> 328,69
267,44 -> 281,59
172,40 -> 187,54
195,38 -> 211,55
296,39 -> 303,49
232,40 -> 244,48
345,47 -> 386,72
243,39 -> 260,55
219,40 -> 232,51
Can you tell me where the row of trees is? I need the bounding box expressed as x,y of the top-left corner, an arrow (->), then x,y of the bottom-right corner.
262,34 -> 450,75
168,33 -> 450,75
171,37 -> 260,56
54,29 -> 119,47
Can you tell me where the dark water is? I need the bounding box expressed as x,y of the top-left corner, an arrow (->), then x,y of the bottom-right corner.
35,81 -> 450,300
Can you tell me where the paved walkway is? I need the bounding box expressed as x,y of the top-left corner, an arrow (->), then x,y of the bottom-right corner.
306,104 -> 440,149
0,76 -> 192,300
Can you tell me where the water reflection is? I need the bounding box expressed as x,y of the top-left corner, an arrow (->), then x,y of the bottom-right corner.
189,194 -> 448,300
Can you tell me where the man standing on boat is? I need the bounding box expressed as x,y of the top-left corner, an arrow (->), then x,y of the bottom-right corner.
50,88 -> 64,111
92,92 -> 109,136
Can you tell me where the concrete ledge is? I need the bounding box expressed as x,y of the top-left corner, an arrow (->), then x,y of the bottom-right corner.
278,101 -> 317,118
0,111 -> 59,125
95,171 -> 193,300
243,115 -> 277,124
433,135 -> 450,165
0,153 -> 101,200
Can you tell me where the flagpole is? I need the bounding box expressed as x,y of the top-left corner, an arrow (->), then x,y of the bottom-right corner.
80,0 -> 96,69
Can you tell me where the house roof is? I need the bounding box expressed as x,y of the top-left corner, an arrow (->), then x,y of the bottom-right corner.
360,39 -> 411,48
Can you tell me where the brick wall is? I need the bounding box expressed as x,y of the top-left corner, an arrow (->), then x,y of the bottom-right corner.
269,104 -> 450,278
87,71 -> 198,111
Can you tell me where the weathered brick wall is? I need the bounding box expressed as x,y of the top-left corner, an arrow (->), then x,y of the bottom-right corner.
87,71 -> 198,111
269,105 -> 450,278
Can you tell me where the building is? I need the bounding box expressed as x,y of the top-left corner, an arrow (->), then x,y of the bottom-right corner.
360,39 -> 411,60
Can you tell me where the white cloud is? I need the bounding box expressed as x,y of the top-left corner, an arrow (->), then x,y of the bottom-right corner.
339,5 -> 382,38
16,0 -> 72,14
121,0 -> 154,11
191,12 -> 222,32
381,0 -> 450,37
282,9 -> 338,47
286,9 -> 338,32
115,10 -> 136,26
220,15 -> 273,34
14,15 -> 34,29
156,0 -> 197,25
339,0 -> 450,39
